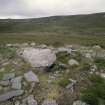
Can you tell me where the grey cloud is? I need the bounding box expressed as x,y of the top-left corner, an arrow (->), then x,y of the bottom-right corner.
0,0 -> 105,18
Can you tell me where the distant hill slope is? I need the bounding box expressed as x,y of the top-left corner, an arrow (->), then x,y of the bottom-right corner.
0,12 -> 105,35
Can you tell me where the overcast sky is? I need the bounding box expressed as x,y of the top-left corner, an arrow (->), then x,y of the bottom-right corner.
0,0 -> 105,19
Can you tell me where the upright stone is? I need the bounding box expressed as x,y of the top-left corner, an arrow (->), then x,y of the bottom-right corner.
11,76 -> 22,89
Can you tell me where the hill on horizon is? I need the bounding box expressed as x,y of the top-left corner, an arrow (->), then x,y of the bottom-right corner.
0,12 -> 105,36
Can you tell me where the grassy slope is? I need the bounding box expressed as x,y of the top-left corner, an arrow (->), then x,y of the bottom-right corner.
0,12 -> 105,46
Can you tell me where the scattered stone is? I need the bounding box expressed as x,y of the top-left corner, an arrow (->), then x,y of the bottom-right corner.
90,65 -> 97,74
85,53 -> 92,59
68,59 -> 79,66
6,44 -> 12,47
66,79 -> 77,92
3,73 -> 15,81
0,90 -> 24,102
11,76 -> 22,89
22,95 -> 37,105
42,99 -> 58,105
30,42 -> 36,46
21,48 -> 56,67
93,45 -> 101,49
73,100 -> 88,105
56,47 -> 72,54
27,95 -> 37,105
100,73 -> 105,78
38,44 -> 47,48
24,71 -> 39,82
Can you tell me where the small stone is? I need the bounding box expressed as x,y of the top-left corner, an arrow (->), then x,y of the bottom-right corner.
85,53 -> 92,59
68,59 -> 79,66
27,95 -> 37,105
30,42 -> 36,46
15,101 -> 20,105
24,71 -> 39,82
73,100 -> 88,105
42,99 -> 58,105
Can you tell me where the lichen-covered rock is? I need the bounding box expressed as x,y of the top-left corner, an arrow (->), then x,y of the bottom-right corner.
20,48 -> 56,67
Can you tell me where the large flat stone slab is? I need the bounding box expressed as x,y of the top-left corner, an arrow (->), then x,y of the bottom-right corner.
0,90 -> 24,102
20,48 -> 56,67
